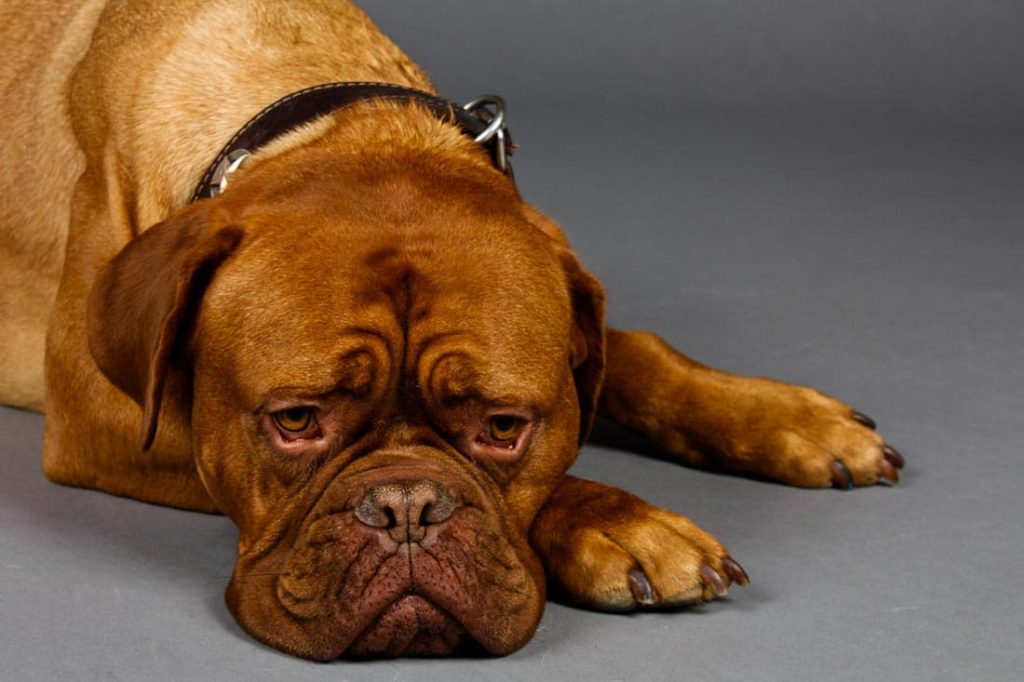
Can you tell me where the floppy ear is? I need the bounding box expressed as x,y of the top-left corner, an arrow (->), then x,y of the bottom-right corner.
560,249 -> 606,444
520,203 -> 607,444
87,204 -> 243,451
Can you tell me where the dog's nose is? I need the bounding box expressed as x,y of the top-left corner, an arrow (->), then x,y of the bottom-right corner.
354,479 -> 458,544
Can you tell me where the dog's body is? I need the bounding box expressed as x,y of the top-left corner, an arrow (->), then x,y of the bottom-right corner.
0,0 -> 903,659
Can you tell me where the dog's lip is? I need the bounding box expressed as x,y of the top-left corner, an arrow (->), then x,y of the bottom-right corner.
341,577 -> 528,658
286,532 -> 526,657
346,593 -> 465,657
277,570 -> 486,658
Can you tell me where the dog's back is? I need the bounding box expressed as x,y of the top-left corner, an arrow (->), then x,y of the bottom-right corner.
0,0 -> 102,410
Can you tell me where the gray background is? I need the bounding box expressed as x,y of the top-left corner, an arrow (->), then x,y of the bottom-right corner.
2,1 -> 1023,679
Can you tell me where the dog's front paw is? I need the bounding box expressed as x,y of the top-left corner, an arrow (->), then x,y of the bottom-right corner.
693,379 -> 907,490
529,476 -> 748,611
599,329 -> 907,491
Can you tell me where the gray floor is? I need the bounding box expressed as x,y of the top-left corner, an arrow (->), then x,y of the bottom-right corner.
4,3 -> 1024,680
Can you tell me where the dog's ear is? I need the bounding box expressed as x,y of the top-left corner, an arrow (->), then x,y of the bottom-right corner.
520,203 -> 606,444
87,204 -> 243,452
560,249 -> 606,444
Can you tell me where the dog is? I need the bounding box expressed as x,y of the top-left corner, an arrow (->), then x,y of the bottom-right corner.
0,0 -> 905,659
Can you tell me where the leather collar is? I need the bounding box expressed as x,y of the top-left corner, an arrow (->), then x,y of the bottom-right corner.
190,82 -> 513,203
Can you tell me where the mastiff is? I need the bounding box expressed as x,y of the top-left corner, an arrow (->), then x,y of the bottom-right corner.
0,0 -> 904,659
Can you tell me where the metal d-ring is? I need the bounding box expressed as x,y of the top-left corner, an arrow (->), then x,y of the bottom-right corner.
209,148 -> 251,198
462,95 -> 510,172
462,94 -> 507,143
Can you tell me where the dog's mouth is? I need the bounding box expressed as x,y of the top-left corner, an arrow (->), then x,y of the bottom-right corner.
346,594 -> 466,657
270,540 -> 473,658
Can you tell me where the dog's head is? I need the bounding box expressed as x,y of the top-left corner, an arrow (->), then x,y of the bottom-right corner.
87,107 -> 605,658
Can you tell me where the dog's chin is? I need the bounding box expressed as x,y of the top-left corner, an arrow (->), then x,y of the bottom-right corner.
229,563 -> 533,660
346,595 -> 466,658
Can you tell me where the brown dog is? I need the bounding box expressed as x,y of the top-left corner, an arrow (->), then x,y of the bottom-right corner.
0,0 -> 904,659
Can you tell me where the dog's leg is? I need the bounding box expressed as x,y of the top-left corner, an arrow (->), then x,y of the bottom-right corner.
530,475 -> 747,610
42,174 -> 218,513
597,328 -> 905,488
0,275 -> 52,411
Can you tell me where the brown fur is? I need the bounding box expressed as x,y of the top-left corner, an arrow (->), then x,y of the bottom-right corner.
0,0 -> 902,659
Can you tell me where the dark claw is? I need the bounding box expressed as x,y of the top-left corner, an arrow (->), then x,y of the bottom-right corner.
852,411 -> 877,430
883,445 -> 906,469
879,459 -> 900,485
699,565 -> 728,597
722,556 -> 750,586
831,460 -> 854,490
628,568 -> 655,605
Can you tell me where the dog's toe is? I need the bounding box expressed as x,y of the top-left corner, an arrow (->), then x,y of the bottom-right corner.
721,556 -> 750,586
530,477 -> 748,612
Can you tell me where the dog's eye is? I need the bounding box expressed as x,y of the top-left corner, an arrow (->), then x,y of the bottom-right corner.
487,415 -> 523,443
274,408 -> 315,433
467,412 -> 532,463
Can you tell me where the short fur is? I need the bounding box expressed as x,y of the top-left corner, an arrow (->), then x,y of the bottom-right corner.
0,0 -> 903,659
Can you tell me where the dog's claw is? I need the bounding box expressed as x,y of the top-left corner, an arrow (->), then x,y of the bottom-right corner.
721,556 -> 750,586
700,565 -> 728,597
852,411 -> 877,429
883,444 -> 906,469
628,568 -> 655,605
879,459 -> 900,485
831,461 -> 854,490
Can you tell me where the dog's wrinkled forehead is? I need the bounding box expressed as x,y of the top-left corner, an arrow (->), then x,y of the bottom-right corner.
196,196 -> 573,409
